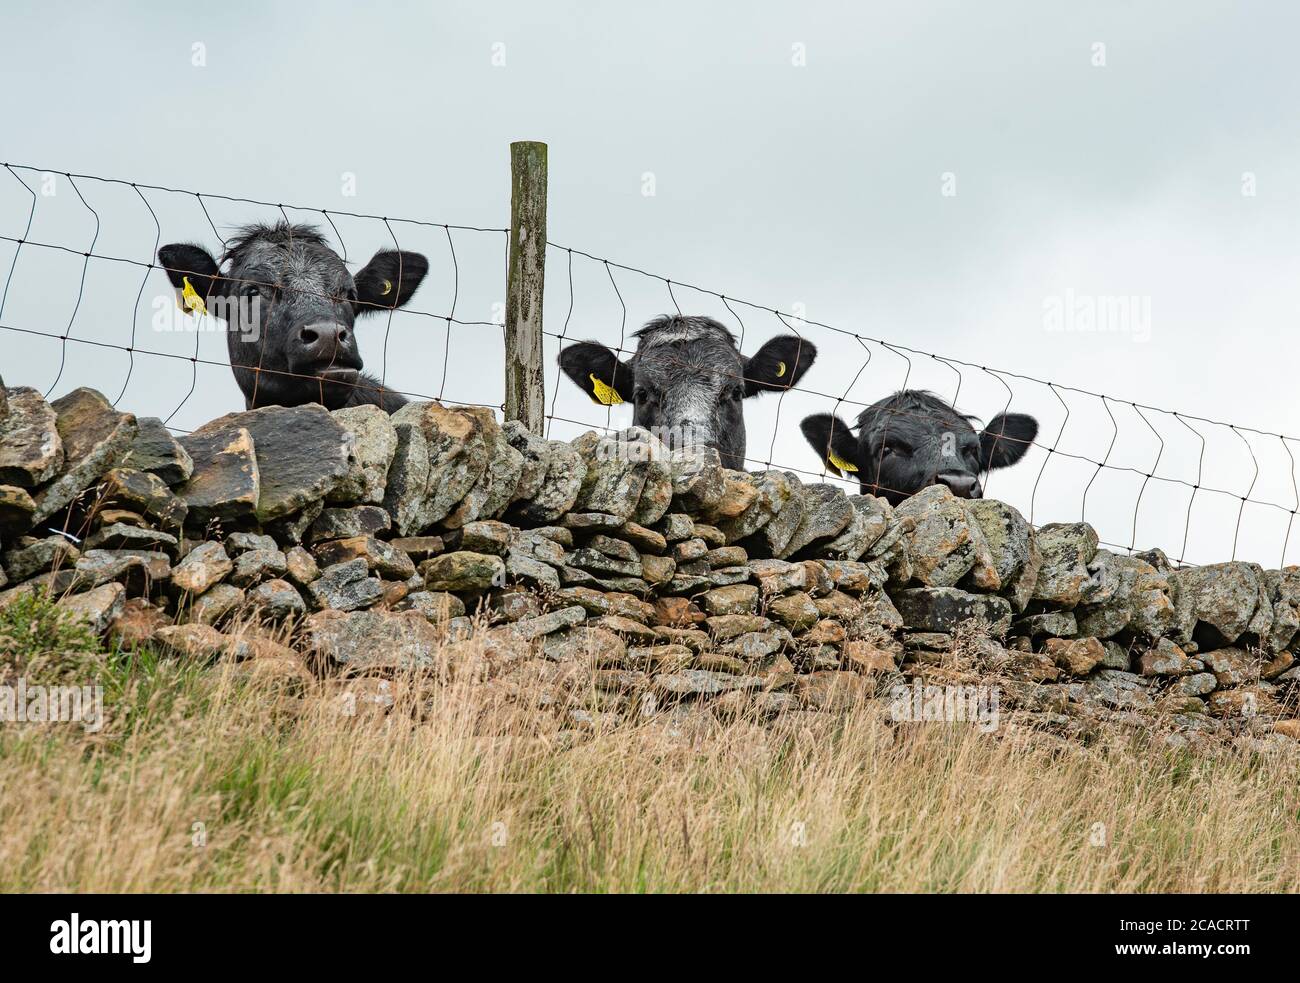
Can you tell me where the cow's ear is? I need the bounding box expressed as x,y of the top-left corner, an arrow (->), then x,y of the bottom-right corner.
158,243 -> 220,316
979,412 -> 1038,471
559,342 -> 633,406
354,250 -> 430,314
744,335 -> 816,396
801,413 -> 860,476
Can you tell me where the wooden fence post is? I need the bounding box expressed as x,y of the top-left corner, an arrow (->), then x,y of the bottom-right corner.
504,141 -> 547,434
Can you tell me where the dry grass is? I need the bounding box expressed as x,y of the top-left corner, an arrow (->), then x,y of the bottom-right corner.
1,605 -> 1298,893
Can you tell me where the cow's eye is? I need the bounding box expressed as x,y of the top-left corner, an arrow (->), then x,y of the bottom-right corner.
344,286 -> 358,303
633,388 -> 650,404
881,439 -> 911,457
728,386 -> 744,402
241,283 -> 261,299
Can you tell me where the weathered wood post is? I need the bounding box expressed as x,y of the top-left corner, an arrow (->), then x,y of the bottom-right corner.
504,141 -> 547,434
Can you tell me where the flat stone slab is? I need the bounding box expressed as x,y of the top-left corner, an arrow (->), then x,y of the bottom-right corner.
0,387 -> 62,487
125,417 -> 194,486
32,388 -> 138,525
177,426 -> 261,526
184,404 -> 350,523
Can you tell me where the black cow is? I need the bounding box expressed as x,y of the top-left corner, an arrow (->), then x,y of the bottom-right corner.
559,314 -> 816,470
158,222 -> 428,412
801,390 -> 1038,505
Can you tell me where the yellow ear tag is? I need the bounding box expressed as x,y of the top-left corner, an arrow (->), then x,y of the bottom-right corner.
775,360 -> 787,378
380,279 -> 393,296
180,276 -> 207,317
828,450 -> 859,473
589,374 -> 624,406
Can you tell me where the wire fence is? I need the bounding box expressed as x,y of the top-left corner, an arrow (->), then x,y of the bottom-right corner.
3,159 -> 1297,569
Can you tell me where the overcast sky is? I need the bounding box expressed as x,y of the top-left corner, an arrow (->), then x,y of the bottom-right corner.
3,1 -> 1299,565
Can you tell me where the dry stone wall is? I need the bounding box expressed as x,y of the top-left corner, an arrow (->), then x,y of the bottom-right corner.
2,382 -> 1299,752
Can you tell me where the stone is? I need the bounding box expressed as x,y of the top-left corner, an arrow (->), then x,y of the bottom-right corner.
187,583 -> 244,626
721,631 -> 787,661
308,505 -> 391,543
123,416 -> 193,485
672,538 -> 708,563
510,605 -> 587,641
421,551 -> 505,591
843,640 -> 898,673
74,549 -> 170,591
245,578 -> 306,620
503,551 -> 561,590
653,669 -> 763,697
3,534 -> 80,581
893,587 -> 1013,634
304,608 -> 441,671
700,584 -> 759,616
307,558 -> 385,612
567,546 -> 641,578
395,590 -> 465,623
314,536 -> 416,581
608,520 -> 666,555
284,546 -> 320,587
1177,672 -> 1218,697
84,522 -> 178,558
706,614 -> 773,641
1171,562 -> 1271,649
1012,611 -> 1077,638
106,597 -> 170,649
171,540 -> 232,595
57,582 -> 125,634
444,413 -> 524,525
640,553 -> 676,584
1044,637 -> 1105,675
718,470 -> 797,544
0,386 -> 62,487
555,587 -> 656,622
154,623 -> 234,662
459,520 -> 513,556
792,671 -> 870,712
590,615 -> 660,645
542,626 -> 626,664
32,388 -> 138,525
96,467 -> 188,530
0,485 -> 36,537
379,405 -> 431,535
501,420 -> 551,505
894,485 -> 998,589
264,500 -> 322,545
1198,647 -> 1255,688
1138,638 -> 1194,677
328,404 -> 397,504
224,532 -> 278,555
388,536 -> 445,562
186,404 -> 350,522
514,439 -> 587,524
230,548 -> 288,588
1082,669 -> 1154,711
1031,522 -> 1098,607
820,559 -> 887,594
177,425 -> 260,526
767,591 -> 819,630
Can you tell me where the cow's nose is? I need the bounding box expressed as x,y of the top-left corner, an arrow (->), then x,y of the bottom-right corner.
935,471 -> 982,498
296,321 -> 351,362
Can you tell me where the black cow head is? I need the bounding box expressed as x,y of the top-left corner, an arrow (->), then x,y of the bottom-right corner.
158,222 -> 428,412
559,315 -> 816,470
801,389 -> 1037,505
